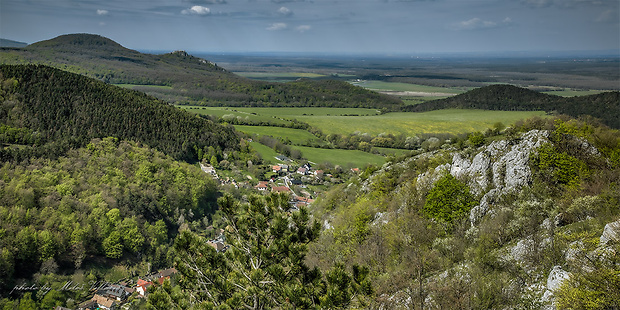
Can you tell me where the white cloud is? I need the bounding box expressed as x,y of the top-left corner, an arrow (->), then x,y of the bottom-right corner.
452,17 -> 513,30
296,25 -> 311,32
267,22 -> 288,31
182,5 -> 211,15
277,6 -> 293,16
96,9 -> 109,16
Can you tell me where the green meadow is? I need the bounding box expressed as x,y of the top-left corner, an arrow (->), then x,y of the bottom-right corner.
542,89 -> 609,97
351,81 -> 466,94
234,72 -> 326,79
294,109 -> 548,136
180,106 -> 548,136
235,125 -> 322,145
248,142 -> 281,164
291,146 -> 386,168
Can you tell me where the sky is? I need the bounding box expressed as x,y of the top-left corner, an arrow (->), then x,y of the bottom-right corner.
1,0 -> 619,54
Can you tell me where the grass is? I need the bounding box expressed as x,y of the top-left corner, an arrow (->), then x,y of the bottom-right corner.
351,81 -> 466,94
177,106 -> 292,125
249,142 -> 281,164
542,89 -> 610,97
179,106 -> 548,137
235,125 -> 322,145
294,109 -> 549,136
373,147 -> 412,156
291,146 -> 387,168
234,72 -> 327,79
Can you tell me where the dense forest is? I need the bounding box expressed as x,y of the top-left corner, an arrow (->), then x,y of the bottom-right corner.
403,84 -> 620,129
0,64 -> 240,162
0,138 -> 218,294
0,34 -> 403,109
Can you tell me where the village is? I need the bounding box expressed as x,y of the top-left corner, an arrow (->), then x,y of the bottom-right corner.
200,154 -> 360,210
54,156 -> 359,310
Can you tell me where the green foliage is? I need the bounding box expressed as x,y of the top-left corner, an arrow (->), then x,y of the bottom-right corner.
533,143 -> 588,187
174,193 -> 371,309
556,267 -> 620,310
468,131 -> 486,147
0,139 -> 219,286
423,173 -> 477,225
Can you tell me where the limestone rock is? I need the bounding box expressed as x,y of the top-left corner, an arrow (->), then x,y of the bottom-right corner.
547,266 -> 570,292
600,219 -> 620,245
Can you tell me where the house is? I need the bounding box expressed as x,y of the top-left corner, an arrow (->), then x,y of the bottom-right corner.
149,267 -> 179,285
77,299 -> 98,310
97,284 -> 129,301
254,181 -> 269,191
275,155 -> 290,162
272,186 -> 290,193
272,165 -> 282,173
313,170 -> 324,178
296,167 -> 308,175
278,164 -> 289,172
91,294 -> 117,310
136,279 -> 153,296
200,163 -> 218,177
351,168 -> 360,173
290,179 -> 303,186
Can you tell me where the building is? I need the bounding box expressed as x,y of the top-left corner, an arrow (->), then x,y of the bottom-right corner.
136,279 -> 153,296
272,186 -> 290,193
255,181 -> 270,191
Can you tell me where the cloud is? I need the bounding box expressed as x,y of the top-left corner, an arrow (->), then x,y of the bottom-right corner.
452,17 -> 513,30
296,25 -> 311,32
184,0 -> 227,4
96,9 -> 109,16
182,5 -> 211,15
521,0 -> 614,8
277,6 -> 293,16
267,22 -> 288,31
271,0 -> 305,3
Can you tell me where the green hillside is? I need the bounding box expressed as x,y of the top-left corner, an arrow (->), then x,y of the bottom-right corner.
0,34 -> 403,109
0,64 -> 239,161
404,84 -> 620,128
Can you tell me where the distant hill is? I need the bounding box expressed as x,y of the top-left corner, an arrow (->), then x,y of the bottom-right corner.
0,34 -> 403,109
403,84 -> 620,129
0,64 -> 240,161
0,38 -> 28,48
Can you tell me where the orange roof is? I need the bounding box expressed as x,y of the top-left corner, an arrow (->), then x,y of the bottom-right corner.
271,186 -> 290,193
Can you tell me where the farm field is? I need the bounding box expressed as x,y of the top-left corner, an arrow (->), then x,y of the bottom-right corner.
291,145 -> 387,168
294,109 -> 549,136
541,89 -> 609,97
177,106 -> 292,125
235,125 -> 322,145
179,106 -> 548,136
352,81 -> 467,95
234,72 -> 327,81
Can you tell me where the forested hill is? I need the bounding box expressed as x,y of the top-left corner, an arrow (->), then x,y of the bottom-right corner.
0,64 -> 239,161
403,84 -> 620,128
0,33 -> 403,108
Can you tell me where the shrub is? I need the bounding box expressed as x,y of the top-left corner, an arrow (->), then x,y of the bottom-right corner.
423,174 -> 477,226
